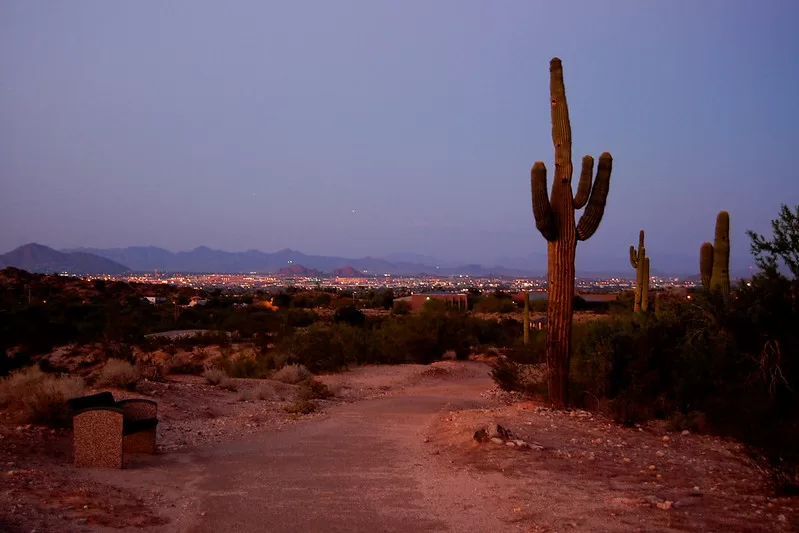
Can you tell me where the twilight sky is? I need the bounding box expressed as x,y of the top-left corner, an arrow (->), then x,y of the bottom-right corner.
2,1 -> 798,272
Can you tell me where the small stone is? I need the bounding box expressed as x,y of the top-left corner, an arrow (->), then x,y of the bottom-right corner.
423,437 -> 430,443
622,457 -> 631,463
648,465 -> 657,471
656,500 -> 673,510
662,436 -> 670,442
656,451 -> 665,457
200,512 -> 206,517
490,437 -> 504,445
7,470 -> 15,476
681,430 -> 690,436
473,429 -> 489,443
506,441 -> 516,447
778,514 -> 787,522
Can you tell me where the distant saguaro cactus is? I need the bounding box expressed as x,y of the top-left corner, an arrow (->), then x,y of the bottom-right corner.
699,211 -> 731,298
523,291 -> 530,345
629,230 -> 650,312
531,58 -> 613,408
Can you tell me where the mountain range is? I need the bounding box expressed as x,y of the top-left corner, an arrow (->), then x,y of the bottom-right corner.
0,243 -> 756,279
0,243 -> 130,275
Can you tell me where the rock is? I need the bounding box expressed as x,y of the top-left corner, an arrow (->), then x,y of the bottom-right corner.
682,430 -> 690,436
656,500 -> 674,510
473,429 -> 489,443
662,436 -> 670,442
490,437 -> 504,445
656,451 -> 665,457
648,465 -> 657,471
778,514 -> 787,522
622,457 -> 631,463
488,424 -> 511,439
506,441 -> 516,447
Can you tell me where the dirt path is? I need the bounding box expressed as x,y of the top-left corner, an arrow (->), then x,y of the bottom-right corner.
4,361 -> 796,532
92,364 -> 524,532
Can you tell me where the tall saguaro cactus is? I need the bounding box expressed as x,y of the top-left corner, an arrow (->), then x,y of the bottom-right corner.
699,210 -> 731,298
629,230 -> 650,312
531,58 -> 613,408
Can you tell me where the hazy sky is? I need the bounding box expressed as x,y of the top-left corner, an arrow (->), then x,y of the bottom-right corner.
2,1 -> 798,270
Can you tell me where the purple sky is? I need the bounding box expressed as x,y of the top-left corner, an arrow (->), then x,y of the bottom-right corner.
2,1 -> 798,271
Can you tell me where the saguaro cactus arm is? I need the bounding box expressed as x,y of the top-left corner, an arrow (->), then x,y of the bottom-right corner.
576,153 -> 613,241
629,246 -> 639,268
573,156 -> 594,209
531,162 -> 556,241
700,242 -> 714,288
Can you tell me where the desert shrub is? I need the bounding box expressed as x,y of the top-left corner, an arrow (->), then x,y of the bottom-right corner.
473,295 -> 517,314
564,272 -> 799,492
203,367 -> 227,385
166,356 -> 204,375
297,379 -> 333,401
203,367 -> 236,390
391,301 -> 411,315
254,382 -> 278,400
273,363 -> 312,384
333,305 -> 365,327
103,342 -> 136,364
285,399 -> 316,415
0,367 -> 84,425
490,356 -> 523,392
97,359 -> 141,390
215,349 -> 275,379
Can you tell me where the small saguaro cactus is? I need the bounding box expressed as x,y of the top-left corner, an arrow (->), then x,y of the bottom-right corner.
699,210 -> 731,298
629,230 -> 651,312
531,58 -> 613,408
523,291 -> 530,345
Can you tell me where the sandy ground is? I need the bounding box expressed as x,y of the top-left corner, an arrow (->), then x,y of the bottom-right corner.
1,361 -> 796,532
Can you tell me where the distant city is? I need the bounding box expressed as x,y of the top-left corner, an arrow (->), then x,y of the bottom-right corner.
82,270 -> 698,296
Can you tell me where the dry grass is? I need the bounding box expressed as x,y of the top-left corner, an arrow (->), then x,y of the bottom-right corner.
273,364 -> 312,384
203,368 -> 237,391
97,359 -> 141,390
0,366 -> 85,425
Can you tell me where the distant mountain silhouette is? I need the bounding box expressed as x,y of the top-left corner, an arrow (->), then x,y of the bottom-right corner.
1,243 -> 130,274
276,264 -> 323,277
41,244 -> 760,279
331,266 -> 363,277
64,246 -> 538,276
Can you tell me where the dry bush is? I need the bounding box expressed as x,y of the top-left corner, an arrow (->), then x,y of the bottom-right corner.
0,367 -> 84,426
204,368 -> 236,391
237,383 -> 278,402
97,359 -> 141,390
273,364 -> 312,384
254,383 -> 277,400
284,399 -> 316,415
297,379 -> 333,401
